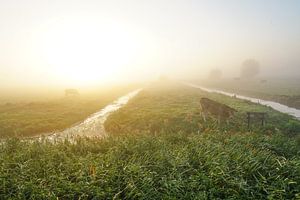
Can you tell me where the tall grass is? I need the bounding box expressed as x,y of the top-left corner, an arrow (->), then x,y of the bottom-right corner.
0,132 -> 299,199
1,82 -> 299,199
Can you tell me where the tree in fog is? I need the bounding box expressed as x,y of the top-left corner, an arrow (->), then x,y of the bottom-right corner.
241,59 -> 260,78
209,69 -> 222,80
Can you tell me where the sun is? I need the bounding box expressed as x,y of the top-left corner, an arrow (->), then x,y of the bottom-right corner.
37,18 -> 142,85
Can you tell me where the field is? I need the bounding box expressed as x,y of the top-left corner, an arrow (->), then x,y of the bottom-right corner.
197,78 -> 300,109
0,85 -> 138,138
1,82 -> 300,199
105,82 -> 300,136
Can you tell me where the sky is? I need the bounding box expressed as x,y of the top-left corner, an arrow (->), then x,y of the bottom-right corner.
0,0 -> 300,88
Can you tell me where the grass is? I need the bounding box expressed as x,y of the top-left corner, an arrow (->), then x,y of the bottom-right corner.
0,82 -> 299,199
198,78 -> 300,96
197,78 -> 300,109
0,85 -> 137,138
105,82 -> 299,136
1,132 -> 299,199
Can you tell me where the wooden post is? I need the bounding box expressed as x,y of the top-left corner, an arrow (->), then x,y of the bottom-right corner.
247,113 -> 250,129
247,112 -> 266,129
262,113 -> 266,126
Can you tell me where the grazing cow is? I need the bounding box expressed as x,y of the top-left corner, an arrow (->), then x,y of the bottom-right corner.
200,98 -> 237,123
65,89 -> 79,97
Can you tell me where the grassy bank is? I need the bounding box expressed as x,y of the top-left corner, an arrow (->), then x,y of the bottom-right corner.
105,82 -> 300,136
1,131 -> 299,199
0,85 -> 137,138
1,82 -> 300,199
196,78 -> 300,109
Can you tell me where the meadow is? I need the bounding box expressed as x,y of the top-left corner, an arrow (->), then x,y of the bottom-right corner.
198,78 -> 300,109
105,82 -> 300,136
0,85 -> 137,138
0,82 -> 300,199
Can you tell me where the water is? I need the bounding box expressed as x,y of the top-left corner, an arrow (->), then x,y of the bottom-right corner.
38,89 -> 142,140
184,82 -> 300,120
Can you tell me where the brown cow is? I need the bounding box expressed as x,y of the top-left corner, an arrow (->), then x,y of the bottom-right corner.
200,98 -> 237,123
65,89 -> 79,97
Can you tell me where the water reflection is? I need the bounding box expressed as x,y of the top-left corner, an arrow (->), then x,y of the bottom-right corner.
185,82 -> 300,120
41,89 -> 142,140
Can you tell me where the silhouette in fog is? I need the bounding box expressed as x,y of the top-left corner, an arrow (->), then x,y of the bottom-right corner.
241,59 -> 260,79
65,89 -> 79,97
200,98 -> 237,124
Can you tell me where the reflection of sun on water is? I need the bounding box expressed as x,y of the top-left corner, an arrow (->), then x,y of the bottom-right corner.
38,18 -> 143,85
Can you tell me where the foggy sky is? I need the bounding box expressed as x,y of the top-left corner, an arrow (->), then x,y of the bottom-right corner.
0,0 -> 300,87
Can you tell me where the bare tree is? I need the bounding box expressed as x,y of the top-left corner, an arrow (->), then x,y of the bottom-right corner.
241,59 -> 260,78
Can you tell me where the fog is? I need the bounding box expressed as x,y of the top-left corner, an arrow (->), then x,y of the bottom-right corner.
1,0 -> 300,90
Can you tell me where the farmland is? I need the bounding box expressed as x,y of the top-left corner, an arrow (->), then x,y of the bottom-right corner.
1,0 -> 300,199
0,85 -> 138,138
1,82 -> 300,199
198,78 -> 300,109
105,82 -> 300,136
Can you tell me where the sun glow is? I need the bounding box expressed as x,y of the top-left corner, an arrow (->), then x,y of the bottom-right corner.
37,17 -> 145,85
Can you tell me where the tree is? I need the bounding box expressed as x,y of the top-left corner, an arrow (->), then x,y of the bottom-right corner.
241,59 -> 260,78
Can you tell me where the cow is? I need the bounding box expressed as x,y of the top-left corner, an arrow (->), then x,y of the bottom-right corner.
65,89 -> 79,97
200,98 -> 237,124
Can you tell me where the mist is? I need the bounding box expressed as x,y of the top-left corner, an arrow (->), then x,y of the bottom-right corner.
1,0 -> 300,89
